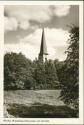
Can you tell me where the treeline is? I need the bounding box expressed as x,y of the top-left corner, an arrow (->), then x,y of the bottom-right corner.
4,53 -> 60,90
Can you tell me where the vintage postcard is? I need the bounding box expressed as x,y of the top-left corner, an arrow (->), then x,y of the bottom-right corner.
0,1 -> 83,124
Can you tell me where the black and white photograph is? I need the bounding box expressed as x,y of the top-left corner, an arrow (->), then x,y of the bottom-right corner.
4,4 -> 80,119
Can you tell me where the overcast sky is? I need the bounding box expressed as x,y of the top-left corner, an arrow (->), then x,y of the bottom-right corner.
4,5 -> 79,61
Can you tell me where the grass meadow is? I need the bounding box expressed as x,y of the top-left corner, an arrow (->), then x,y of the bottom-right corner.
4,90 -> 78,118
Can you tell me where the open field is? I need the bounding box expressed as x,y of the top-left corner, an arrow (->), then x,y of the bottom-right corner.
4,90 -> 78,118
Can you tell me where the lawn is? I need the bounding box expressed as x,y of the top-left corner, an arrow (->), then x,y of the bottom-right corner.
4,90 -> 78,118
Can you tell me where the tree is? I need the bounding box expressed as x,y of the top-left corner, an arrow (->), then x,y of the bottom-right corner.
45,60 -> 59,89
60,26 -> 79,109
4,52 -> 35,90
34,60 -> 46,89
54,59 -> 64,89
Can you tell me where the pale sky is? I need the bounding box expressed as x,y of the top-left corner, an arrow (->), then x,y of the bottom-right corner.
4,5 -> 79,61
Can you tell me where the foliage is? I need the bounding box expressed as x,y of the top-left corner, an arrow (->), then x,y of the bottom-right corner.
54,59 -> 64,88
33,59 -> 59,89
7,103 -> 78,118
59,26 -> 79,109
4,53 -> 59,90
34,59 -> 46,89
45,60 -> 59,89
4,52 -> 35,90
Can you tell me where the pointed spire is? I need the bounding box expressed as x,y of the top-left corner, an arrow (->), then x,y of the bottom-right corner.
38,28 -> 48,61
39,28 -> 48,56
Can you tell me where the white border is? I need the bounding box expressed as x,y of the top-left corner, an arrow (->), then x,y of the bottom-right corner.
0,1 -> 83,124
0,1 -> 83,5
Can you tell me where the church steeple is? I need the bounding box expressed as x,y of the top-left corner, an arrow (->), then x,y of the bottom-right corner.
38,28 -> 48,61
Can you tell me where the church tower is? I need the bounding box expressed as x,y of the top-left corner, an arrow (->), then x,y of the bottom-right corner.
38,28 -> 48,62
